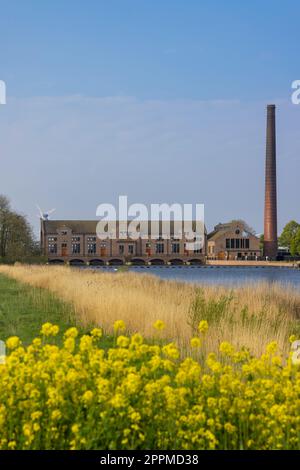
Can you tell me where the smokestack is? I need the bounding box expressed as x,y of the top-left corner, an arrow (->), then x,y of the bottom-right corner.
263,104 -> 278,259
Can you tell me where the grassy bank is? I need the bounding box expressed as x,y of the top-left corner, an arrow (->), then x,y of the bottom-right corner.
0,264 -> 300,357
0,272 -> 113,347
0,273 -> 82,345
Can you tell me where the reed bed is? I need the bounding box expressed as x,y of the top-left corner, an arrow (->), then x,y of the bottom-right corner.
0,264 -> 299,357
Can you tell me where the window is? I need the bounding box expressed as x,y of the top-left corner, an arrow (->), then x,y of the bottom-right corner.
194,247 -> 202,254
61,230 -> 68,236
241,238 -> 245,249
245,239 -> 250,249
87,236 -> 96,242
128,244 -> 134,255
88,243 -> 96,254
235,239 -> 240,249
231,239 -> 235,249
119,245 -> 124,255
72,236 -> 81,242
235,229 -> 240,235
72,243 -> 81,254
48,237 -> 57,242
171,243 -> 180,254
48,244 -> 57,254
226,239 -> 230,249
156,243 -> 164,254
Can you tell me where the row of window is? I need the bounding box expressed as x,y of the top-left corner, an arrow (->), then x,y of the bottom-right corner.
48,242 -> 202,255
49,235 -> 201,243
225,238 -> 250,249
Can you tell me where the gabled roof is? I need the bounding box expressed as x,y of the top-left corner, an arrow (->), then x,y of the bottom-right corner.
208,221 -> 257,241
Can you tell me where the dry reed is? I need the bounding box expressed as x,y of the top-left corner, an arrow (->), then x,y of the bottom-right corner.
0,264 -> 299,357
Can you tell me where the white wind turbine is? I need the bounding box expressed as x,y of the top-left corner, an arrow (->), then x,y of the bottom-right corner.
36,204 -> 56,221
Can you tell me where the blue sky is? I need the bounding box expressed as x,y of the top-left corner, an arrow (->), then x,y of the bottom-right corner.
0,0 -> 299,234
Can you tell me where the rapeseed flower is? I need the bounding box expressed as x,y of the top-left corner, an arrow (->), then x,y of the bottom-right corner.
153,320 -> 166,331
198,320 -> 209,334
190,337 -> 201,348
1,321 -> 300,450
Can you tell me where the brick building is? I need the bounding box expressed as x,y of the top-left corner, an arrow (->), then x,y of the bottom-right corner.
207,221 -> 261,260
41,219 -> 207,265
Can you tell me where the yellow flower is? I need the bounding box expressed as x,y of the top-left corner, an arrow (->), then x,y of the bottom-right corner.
6,336 -> 21,350
113,320 -> 126,333
219,341 -> 234,356
153,320 -> 166,331
131,333 -> 143,346
51,410 -> 62,421
23,423 -> 32,438
31,411 -> 42,421
40,322 -> 59,337
190,337 -> 201,348
91,328 -> 102,339
82,390 -> 94,404
79,335 -> 93,352
63,337 -> 75,353
162,343 -> 180,360
266,341 -> 278,355
71,424 -> 80,434
64,327 -> 79,339
224,422 -> 236,434
110,393 -> 126,408
289,335 -> 297,344
198,320 -> 209,334
117,335 -> 130,348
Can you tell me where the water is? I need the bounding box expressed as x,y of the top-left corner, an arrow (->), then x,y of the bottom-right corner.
89,265 -> 300,289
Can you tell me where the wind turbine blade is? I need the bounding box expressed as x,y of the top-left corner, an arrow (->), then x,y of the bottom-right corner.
36,204 -> 44,218
47,208 -> 56,215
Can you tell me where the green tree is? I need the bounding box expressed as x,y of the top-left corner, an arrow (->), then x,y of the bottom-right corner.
0,195 -> 38,262
259,234 -> 264,251
290,228 -> 300,257
279,220 -> 300,249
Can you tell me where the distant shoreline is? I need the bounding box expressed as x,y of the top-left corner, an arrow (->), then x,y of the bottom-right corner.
207,260 -> 300,268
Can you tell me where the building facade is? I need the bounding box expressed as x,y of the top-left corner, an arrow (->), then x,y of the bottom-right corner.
207,221 -> 261,260
41,220 -> 207,265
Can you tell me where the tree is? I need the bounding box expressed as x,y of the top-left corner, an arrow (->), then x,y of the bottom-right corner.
290,228 -> 300,257
0,195 -> 38,262
259,234 -> 264,251
279,220 -> 300,249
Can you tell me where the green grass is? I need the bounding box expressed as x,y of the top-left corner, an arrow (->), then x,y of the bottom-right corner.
0,273 -> 114,347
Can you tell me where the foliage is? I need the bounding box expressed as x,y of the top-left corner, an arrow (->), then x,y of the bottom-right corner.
279,220 -> 300,256
0,195 -> 38,263
1,322 -> 300,450
188,288 -> 233,333
259,234 -> 264,251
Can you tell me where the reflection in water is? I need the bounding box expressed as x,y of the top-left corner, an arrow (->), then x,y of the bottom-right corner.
88,266 -> 300,288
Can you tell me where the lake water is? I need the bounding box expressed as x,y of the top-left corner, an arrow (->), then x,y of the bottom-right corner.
89,265 -> 300,289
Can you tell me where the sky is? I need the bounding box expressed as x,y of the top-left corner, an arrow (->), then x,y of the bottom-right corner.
0,0 -> 299,235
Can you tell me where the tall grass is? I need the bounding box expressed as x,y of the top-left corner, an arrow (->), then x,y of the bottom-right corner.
0,264 -> 299,357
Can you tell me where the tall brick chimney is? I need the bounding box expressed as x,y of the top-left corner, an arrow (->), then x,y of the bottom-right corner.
263,104 -> 278,259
